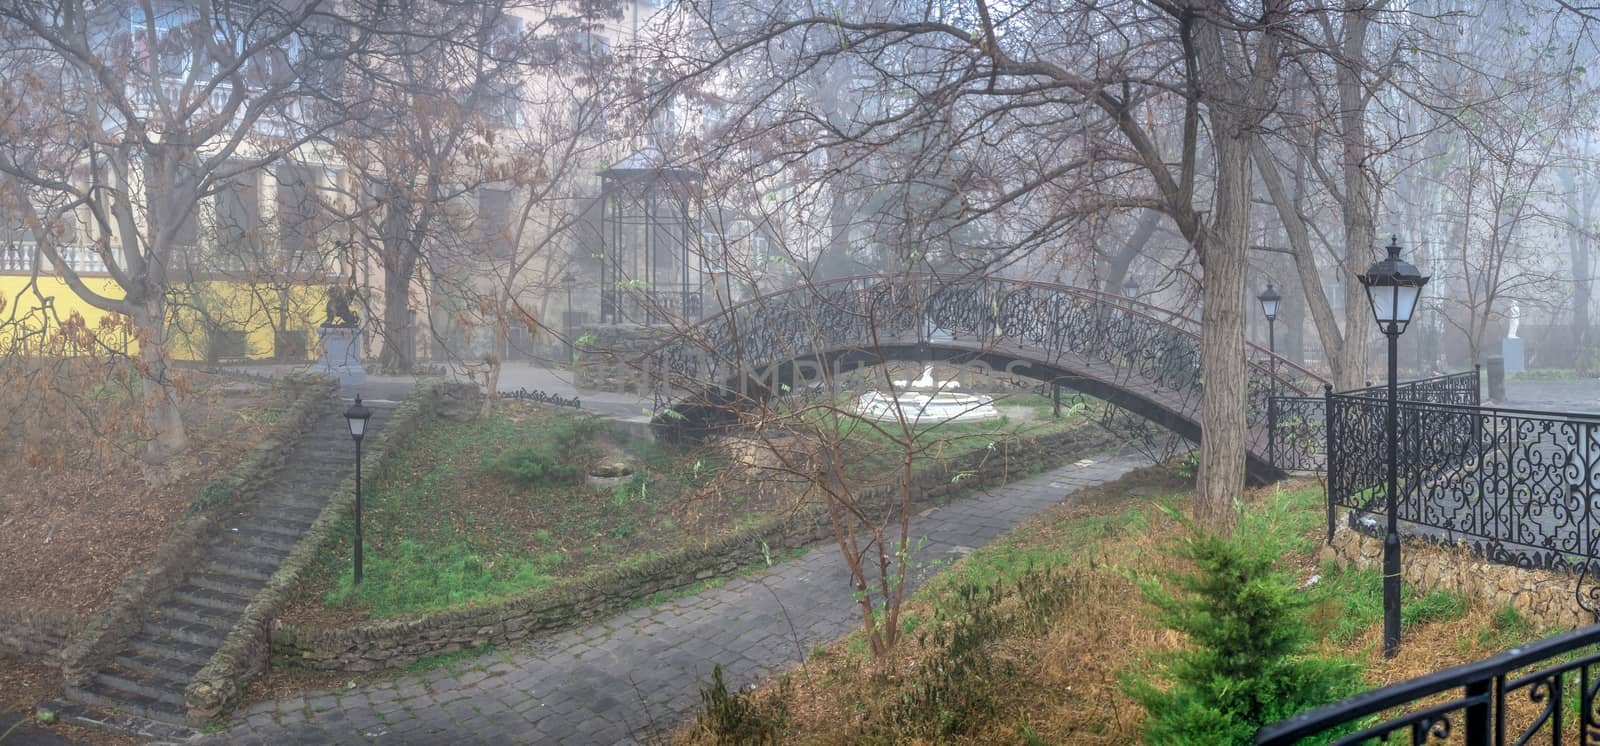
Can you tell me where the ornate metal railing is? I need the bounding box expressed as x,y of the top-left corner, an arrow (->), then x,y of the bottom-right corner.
1271,369 -> 1481,475
1257,623 -> 1600,745
1346,367 -> 1483,406
640,273 -> 1325,463
1329,392 -> 1600,574
498,387 -> 581,409
1269,391 -> 1331,472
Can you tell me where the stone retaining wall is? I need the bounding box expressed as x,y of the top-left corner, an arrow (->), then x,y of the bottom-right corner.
52,375 -> 336,685
269,423 -> 1120,673
185,382 -> 482,722
1329,524 -> 1591,630
572,323 -> 671,393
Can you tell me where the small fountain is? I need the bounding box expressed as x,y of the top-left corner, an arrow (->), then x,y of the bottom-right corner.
854,366 -> 1001,425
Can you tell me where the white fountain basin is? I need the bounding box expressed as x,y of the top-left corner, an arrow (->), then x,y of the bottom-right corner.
854,390 -> 1002,425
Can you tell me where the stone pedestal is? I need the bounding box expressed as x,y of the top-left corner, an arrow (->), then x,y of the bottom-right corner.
318,326 -> 367,392
1502,337 -> 1525,374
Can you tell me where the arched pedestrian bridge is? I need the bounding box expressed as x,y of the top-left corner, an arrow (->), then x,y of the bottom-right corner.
635,274 -> 1326,484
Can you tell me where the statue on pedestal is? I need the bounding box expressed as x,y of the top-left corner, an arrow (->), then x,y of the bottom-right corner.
324,275 -> 361,328
1507,302 -> 1521,340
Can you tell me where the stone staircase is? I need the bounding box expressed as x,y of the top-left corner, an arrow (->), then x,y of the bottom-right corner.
60,398 -> 396,728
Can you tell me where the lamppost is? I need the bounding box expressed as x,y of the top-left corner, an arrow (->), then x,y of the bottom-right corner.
344,396 -> 372,585
1357,235 -> 1429,659
1259,283 -> 1282,467
1122,277 -> 1140,302
561,272 -> 577,360
1257,283 -> 1281,356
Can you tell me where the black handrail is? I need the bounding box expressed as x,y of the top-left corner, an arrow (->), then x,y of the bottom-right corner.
1257,623 -> 1600,745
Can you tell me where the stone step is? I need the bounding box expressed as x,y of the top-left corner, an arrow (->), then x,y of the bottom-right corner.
249,503 -> 321,524
93,667 -> 185,708
211,528 -> 296,559
111,653 -> 201,687
263,496 -> 333,516
142,617 -> 227,649
224,526 -> 300,553
185,569 -> 264,598
224,518 -> 304,541
201,556 -> 280,584
171,585 -> 250,615
272,473 -> 350,493
126,635 -> 213,669
64,683 -> 188,726
153,600 -> 239,629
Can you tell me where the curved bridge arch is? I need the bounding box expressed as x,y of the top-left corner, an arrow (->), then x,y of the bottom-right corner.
638,274 -> 1327,484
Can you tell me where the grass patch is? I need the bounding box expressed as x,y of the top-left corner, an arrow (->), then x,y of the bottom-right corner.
289,392 -> 1111,624
401,644 -> 494,674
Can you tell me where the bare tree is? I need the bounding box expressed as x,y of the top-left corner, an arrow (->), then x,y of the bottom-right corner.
0,0 -> 362,478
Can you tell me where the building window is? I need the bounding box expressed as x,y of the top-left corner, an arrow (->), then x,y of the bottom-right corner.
215,171 -> 260,255
478,188 -> 511,258
276,163 -> 321,259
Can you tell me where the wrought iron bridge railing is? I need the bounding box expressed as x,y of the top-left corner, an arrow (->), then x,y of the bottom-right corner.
640,273 -> 1325,467
1268,368 -> 1481,474
1257,622 -> 1600,745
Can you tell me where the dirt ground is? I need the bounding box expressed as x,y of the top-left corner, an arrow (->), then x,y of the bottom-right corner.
0,369 -> 287,725
0,373 -> 281,621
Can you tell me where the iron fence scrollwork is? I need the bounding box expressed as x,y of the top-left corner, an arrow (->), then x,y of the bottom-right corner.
1257,622 -> 1600,745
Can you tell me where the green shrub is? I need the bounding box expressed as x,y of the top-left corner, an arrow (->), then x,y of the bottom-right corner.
480,415 -> 601,486
696,664 -> 787,744
1124,523 -> 1363,745
189,478 -> 240,514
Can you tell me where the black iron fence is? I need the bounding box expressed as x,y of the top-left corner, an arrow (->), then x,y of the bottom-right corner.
1329,392 -> 1600,573
1257,622 -> 1600,745
498,387 -> 581,409
1268,369 -> 1480,474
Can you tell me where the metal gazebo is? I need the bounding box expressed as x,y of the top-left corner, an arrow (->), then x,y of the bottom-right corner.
596,146 -> 706,324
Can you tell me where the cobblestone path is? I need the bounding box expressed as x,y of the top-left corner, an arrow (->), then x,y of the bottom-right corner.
201,453 -> 1145,745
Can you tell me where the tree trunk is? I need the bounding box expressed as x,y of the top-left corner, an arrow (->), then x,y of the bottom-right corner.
1194,131 -> 1251,535
481,299 -> 508,418
1254,141 -> 1347,380
1103,209 -> 1160,292
1568,164 -> 1595,373
131,294 -> 189,484
379,265 -> 414,374
1334,2 -> 1375,391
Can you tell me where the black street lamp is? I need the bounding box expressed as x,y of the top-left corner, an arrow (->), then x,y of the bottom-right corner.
344,396 -> 373,585
1122,277 -> 1140,301
1357,235 -> 1429,659
1259,283 -> 1283,466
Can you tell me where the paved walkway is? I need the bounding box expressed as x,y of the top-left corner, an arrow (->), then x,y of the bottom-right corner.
194,453 -> 1145,745
1502,378 -> 1600,414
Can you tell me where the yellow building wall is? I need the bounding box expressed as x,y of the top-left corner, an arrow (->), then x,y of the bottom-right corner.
0,275 -> 326,361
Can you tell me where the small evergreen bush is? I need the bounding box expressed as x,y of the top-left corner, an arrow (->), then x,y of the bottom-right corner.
1125,521 -> 1363,744
481,415 -> 601,486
